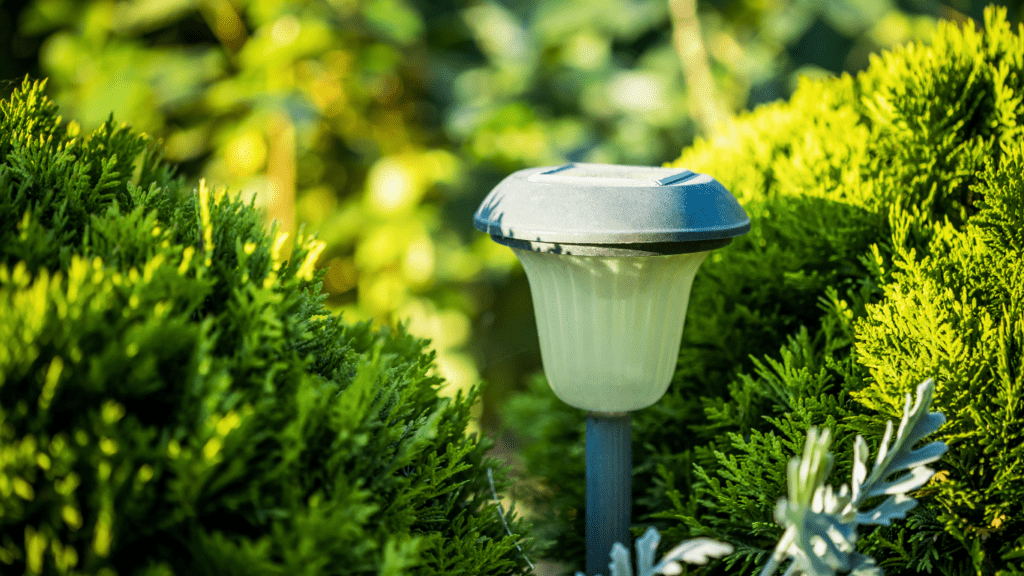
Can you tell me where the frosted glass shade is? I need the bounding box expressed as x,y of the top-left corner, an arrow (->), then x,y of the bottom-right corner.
515,248 -> 708,413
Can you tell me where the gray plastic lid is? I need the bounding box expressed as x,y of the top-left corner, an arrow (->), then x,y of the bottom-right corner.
473,163 -> 751,256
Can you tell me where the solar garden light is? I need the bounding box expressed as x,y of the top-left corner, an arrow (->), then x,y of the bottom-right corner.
473,163 -> 750,576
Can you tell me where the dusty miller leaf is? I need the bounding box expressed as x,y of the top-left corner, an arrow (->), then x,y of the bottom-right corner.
576,527 -> 734,576
855,379 -> 948,506
760,378 -> 947,576
654,536 -> 736,572
855,493 -> 917,526
610,543 -> 633,576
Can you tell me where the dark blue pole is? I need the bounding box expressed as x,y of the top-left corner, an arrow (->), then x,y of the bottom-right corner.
586,412 -> 632,576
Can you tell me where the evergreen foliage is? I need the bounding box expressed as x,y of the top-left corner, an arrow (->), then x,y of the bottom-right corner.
0,79 -> 534,576
505,7 -> 1024,575
2,0 -> 971,434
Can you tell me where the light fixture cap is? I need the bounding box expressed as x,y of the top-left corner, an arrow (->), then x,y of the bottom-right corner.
473,162 -> 750,256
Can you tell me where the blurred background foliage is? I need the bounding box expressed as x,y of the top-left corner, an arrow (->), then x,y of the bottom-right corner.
0,0 -> 1020,437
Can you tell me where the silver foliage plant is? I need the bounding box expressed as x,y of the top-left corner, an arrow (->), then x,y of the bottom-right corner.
577,378 -> 947,576
574,529 -> 735,576
759,378 -> 948,576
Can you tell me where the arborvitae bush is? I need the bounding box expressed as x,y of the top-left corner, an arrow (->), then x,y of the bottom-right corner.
506,7 -> 1024,575
0,79 -> 534,576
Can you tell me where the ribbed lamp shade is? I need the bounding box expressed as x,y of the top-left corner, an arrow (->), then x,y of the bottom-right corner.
515,249 -> 707,413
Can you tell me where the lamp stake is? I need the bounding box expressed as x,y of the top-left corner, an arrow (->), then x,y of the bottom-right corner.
586,411 -> 632,576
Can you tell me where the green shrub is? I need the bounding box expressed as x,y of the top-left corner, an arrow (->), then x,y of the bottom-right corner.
0,78 -> 535,576
505,7 -> 1024,575
5,0 -> 969,436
